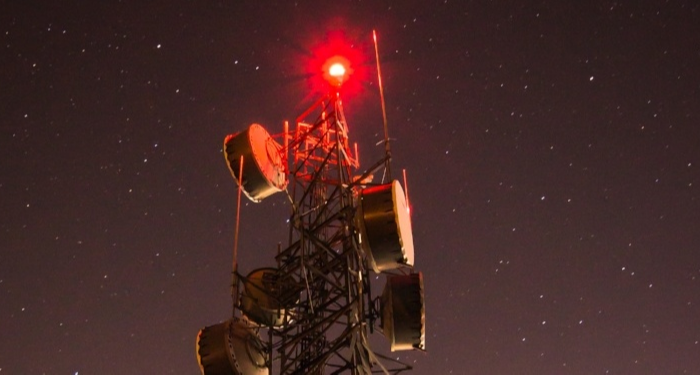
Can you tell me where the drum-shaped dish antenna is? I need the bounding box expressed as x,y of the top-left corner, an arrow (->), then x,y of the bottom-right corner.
380,272 -> 425,352
240,268 -> 296,327
224,124 -> 287,202
196,319 -> 268,375
356,180 -> 414,272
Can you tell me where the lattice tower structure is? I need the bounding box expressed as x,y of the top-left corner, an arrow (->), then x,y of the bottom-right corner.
271,93 -> 375,375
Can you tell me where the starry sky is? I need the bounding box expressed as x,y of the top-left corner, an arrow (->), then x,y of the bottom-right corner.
2,1 -> 699,374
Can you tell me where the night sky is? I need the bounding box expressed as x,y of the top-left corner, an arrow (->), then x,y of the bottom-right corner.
2,1 -> 699,374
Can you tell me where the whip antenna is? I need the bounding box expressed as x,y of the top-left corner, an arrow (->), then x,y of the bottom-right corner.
231,155 -> 244,311
373,29 -> 392,180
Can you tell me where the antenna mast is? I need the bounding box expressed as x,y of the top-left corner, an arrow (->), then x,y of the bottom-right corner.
196,32 -> 426,375
373,30 -> 392,181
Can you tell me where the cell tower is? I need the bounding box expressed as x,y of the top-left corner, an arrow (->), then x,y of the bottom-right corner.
195,32 -> 425,375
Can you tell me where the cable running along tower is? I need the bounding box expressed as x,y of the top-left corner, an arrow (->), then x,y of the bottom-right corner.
196,33 -> 426,375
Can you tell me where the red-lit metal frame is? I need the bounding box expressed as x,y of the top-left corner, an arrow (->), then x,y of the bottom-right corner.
231,92 -> 412,375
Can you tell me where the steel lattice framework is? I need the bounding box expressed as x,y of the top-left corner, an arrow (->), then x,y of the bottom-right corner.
269,93 -> 396,374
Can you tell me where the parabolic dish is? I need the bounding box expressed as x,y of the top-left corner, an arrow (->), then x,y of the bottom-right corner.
224,123 -> 287,202
380,272 -> 425,352
356,180 -> 415,272
196,318 -> 268,375
240,268 -> 296,327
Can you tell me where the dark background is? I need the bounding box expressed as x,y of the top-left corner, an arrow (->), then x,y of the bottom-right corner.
1,1 -> 699,374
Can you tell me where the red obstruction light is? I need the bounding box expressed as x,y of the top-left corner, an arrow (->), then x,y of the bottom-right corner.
329,63 -> 346,79
305,31 -> 369,95
322,55 -> 352,87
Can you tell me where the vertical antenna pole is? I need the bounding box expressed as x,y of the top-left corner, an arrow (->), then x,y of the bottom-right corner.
403,168 -> 411,216
373,29 -> 392,180
354,142 -> 359,168
232,155 -> 244,311
284,121 -> 289,173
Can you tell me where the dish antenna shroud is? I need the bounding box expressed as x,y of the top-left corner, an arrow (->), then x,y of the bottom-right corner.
356,180 -> 415,272
196,319 -> 268,375
224,123 -> 287,202
381,272 -> 426,352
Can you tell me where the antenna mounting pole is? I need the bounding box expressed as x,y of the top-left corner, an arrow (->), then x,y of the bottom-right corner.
373,29 -> 392,180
